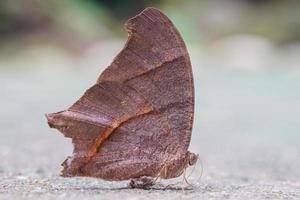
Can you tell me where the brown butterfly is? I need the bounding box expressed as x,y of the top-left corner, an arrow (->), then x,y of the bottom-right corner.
46,7 -> 197,189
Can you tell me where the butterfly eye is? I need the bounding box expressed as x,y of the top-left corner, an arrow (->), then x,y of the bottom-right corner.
188,153 -> 198,166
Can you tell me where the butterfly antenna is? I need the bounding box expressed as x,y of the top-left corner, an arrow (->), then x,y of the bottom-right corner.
193,157 -> 204,188
181,156 -> 204,189
183,168 -> 193,186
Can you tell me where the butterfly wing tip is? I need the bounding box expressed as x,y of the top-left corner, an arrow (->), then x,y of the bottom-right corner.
45,111 -> 64,128
45,113 -> 55,128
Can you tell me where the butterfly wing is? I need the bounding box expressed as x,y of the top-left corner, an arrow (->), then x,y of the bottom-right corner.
46,8 -> 194,180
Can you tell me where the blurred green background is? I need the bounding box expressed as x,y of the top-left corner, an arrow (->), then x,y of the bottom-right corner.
0,0 -> 300,193
1,0 -> 300,51
1,0 -> 300,47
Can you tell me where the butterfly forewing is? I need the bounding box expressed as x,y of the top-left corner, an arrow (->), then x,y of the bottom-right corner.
46,7 -> 195,181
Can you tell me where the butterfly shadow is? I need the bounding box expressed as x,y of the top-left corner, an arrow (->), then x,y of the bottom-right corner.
53,184 -> 195,192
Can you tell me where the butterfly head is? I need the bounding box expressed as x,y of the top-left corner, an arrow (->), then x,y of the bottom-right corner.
188,152 -> 198,166
160,151 -> 198,179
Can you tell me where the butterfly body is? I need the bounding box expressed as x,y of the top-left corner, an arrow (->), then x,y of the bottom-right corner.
46,7 -> 196,187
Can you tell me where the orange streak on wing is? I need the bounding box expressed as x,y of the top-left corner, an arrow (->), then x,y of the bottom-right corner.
86,105 -> 153,158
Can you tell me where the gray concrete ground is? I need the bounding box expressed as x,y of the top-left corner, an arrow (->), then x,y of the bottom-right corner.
0,45 -> 300,199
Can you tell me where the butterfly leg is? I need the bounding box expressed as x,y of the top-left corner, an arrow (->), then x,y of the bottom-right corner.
129,176 -> 155,189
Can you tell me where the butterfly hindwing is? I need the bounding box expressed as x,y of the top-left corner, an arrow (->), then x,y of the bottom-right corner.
46,7 -> 195,181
